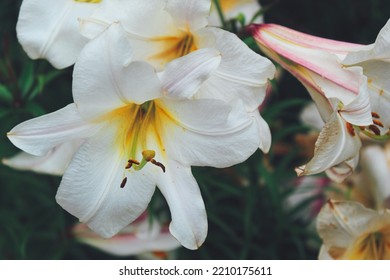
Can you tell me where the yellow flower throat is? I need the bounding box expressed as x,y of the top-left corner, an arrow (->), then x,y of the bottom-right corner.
107,101 -> 174,188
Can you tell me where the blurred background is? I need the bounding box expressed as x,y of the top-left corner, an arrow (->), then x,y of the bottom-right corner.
0,0 -> 389,259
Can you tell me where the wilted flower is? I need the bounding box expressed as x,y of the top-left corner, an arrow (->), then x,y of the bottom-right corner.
317,200 -> 390,260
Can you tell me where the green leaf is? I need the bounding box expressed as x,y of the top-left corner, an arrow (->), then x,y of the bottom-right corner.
0,83 -> 12,103
28,71 -> 61,101
24,101 -> 46,117
0,107 -> 10,119
18,61 -> 34,96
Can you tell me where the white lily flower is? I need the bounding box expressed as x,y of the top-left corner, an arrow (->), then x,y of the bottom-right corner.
317,200 -> 390,260
79,0 -> 275,151
252,23 -> 375,181
2,140 -> 82,176
72,212 -> 181,257
359,144 -> 390,210
16,0 -> 103,69
342,19 -> 390,137
7,24 -> 262,250
208,0 -> 263,27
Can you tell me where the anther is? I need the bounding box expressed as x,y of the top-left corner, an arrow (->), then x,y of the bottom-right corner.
150,159 -> 166,173
372,112 -> 380,119
125,159 -> 140,169
120,177 -> 128,188
368,125 -> 381,136
346,122 -> 355,136
373,119 -> 384,128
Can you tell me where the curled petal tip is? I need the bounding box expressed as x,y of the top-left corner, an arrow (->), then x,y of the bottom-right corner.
295,165 -> 306,176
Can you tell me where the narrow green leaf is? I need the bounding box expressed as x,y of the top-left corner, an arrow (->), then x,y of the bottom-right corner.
18,61 -> 34,96
24,101 -> 46,117
0,83 -> 12,103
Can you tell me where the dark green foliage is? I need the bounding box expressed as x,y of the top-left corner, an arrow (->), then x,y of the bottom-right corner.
0,0 -> 388,259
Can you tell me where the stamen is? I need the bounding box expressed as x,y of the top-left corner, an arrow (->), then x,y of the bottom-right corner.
372,112 -> 380,119
128,150 -> 166,173
369,125 -> 381,136
373,119 -> 384,128
150,159 -> 166,173
346,122 -> 355,136
120,177 -> 127,188
125,159 -> 140,169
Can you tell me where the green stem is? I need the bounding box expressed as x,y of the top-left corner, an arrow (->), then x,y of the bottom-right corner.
212,0 -> 227,29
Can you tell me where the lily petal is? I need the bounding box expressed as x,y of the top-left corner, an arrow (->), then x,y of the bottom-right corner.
165,0 -> 210,31
317,200 -> 378,253
73,24 -> 162,120
79,0 -> 182,70
157,159 -> 207,250
343,19 -> 390,64
162,98 -> 260,167
159,48 -> 221,99
80,0 -> 174,39
16,0 -> 101,69
317,200 -> 390,259
7,104 -> 99,156
2,140 -> 82,176
197,28 -> 275,111
325,154 -> 359,183
56,124 -> 157,238
357,60 -> 390,134
250,110 -> 272,153
300,102 -> 325,131
361,146 -> 390,209
296,112 -> 361,177
339,74 -> 372,126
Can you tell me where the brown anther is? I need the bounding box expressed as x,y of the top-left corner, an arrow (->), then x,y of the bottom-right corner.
120,177 -> 128,188
359,126 -> 365,130
346,122 -> 355,136
371,112 -> 380,119
125,159 -> 140,169
373,119 -> 384,128
369,125 -> 381,136
150,159 -> 166,173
